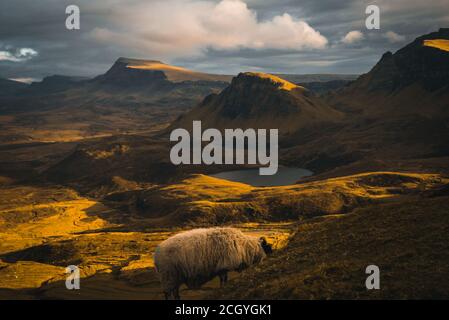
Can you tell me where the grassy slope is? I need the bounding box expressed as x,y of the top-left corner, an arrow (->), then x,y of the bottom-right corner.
136,172 -> 447,225
1,171 -> 448,299
213,195 -> 449,299
424,39 -> 449,52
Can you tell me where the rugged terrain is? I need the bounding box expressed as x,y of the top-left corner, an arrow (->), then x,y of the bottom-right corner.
0,58 -> 230,144
1,172 -> 447,299
0,29 -> 449,299
171,72 -> 343,135
213,193 -> 449,299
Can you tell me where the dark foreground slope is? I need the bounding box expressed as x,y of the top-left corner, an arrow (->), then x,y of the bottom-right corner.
213,194 -> 449,299
328,28 -> 449,115
1,172 -> 448,299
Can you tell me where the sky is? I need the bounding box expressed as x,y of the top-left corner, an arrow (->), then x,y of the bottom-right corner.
0,0 -> 448,82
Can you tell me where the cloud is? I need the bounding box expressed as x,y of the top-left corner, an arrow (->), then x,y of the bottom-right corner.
1,0 -> 448,78
341,31 -> 364,44
0,47 -> 38,62
9,77 -> 37,84
383,31 -> 406,43
89,0 -> 328,58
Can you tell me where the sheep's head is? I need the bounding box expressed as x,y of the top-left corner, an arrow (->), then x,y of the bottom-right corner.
259,237 -> 272,255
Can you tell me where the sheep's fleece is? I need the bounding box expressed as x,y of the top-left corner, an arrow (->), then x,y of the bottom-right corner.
154,227 -> 266,292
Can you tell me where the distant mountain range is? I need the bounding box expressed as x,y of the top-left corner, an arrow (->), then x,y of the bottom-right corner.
169,28 -> 449,176
0,58 -> 358,110
106,58 -> 233,83
1,29 -> 449,184
0,58 -> 232,114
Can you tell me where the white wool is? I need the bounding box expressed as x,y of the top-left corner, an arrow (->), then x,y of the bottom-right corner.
154,227 -> 265,292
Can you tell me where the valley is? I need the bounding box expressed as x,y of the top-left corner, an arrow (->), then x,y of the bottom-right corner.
0,28 -> 449,299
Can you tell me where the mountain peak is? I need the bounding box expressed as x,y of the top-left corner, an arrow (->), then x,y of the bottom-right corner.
115,57 -> 165,66
108,57 -> 232,83
115,57 -> 167,67
234,72 -> 302,91
380,51 -> 393,60
343,29 -> 449,94
328,28 -> 449,115
171,70 -> 341,134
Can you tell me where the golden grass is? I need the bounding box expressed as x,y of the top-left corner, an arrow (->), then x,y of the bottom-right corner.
0,216 -> 293,298
213,195 -> 449,299
0,261 -> 65,290
423,39 -> 449,52
244,72 -> 301,91
0,199 -> 113,254
1,171 -> 447,299
160,174 -> 253,201
85,144 -> 130,159
127,61 -> 231,83
128,62 -> 193,73
149,171 -> 446,225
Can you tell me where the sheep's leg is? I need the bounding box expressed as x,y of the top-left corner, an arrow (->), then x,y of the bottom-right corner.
173,287 -> 180,300
219,271 -> 228,288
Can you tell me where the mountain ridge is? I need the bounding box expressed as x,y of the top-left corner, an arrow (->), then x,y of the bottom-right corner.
170,71 -> 343,135
96,57 -> 233,84
328,28 -> 449,115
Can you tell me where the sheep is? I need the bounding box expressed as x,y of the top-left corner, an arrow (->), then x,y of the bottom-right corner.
153,227 -> 272,299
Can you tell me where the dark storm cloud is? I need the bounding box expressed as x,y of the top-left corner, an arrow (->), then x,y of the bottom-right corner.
0,0 -> 447,81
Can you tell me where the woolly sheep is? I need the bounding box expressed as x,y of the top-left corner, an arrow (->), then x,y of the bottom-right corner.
153,227 -> 272,299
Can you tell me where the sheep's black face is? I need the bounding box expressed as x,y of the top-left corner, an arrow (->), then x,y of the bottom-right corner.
259,237 -> 272,255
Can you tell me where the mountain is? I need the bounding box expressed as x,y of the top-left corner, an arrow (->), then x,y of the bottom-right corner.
0,78 -> 28,96
170,72 -> 343,135
66,58 -> 232,112
24,75 -> 89,95
1,58 -> 231,107
329,28 -> 449,115
281,29 -> 449,174
0,59 -> 232,143
92,58 -> 231,89
101,57 -> 232,83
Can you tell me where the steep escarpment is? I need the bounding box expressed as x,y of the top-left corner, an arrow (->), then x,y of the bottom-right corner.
329,28 -> 449,115
283,29 -> 449,174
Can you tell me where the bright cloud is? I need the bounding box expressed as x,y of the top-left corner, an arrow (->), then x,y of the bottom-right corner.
9,77 -> 37,84
383,31 -> 406,43
341,31 -> 364,44
0,47 -> 38,62
89,0 -> 328,58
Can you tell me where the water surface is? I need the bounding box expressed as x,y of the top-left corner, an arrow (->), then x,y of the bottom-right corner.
211,167 -> 313,187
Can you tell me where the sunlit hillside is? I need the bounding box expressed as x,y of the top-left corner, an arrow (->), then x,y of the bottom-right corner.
1,171 -> 448,299
243,72 -> 302,91
1,26 -> 449,301
424,39 -> 449,52
124,58 -> 232,82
